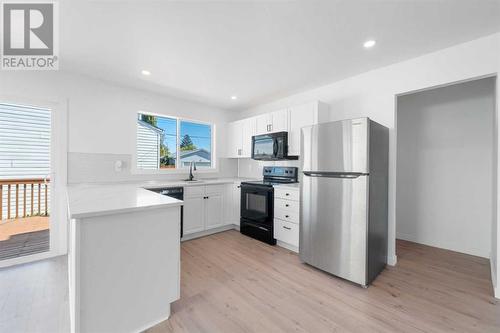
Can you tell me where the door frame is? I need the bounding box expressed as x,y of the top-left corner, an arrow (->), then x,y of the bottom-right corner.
0,94 -> 68,268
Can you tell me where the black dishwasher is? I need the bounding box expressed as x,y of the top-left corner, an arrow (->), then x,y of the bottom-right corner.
149,187 -> 184,238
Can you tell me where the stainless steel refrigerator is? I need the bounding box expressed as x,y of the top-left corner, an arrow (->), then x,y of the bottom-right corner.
299,118 -> 389,287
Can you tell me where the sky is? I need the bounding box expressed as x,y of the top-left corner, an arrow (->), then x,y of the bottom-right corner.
156,116 -> 211,154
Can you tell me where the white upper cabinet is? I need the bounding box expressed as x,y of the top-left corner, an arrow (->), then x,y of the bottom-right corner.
255,113 -> 271,135
226,101 -> 329,158
241,117 -> 255,157
255,109 -> 288,135
225,118 -> 255,158
288,101 -> 330,156
226,120 -> 243,158
270,109 -> 289,133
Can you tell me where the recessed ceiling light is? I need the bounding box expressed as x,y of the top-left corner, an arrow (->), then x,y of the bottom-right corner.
141,70 -> 151,76
363,40 -> 376,49
231,96 -> 237,100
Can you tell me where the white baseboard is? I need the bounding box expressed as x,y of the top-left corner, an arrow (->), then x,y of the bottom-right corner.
181,224 -> 236,241
277,240 -> 298,253
387,254 -> 397,266
134,305 -> 170,333
490,257 -> 499,299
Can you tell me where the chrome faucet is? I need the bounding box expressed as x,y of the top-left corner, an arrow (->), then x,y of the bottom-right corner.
188,162 -> 197,181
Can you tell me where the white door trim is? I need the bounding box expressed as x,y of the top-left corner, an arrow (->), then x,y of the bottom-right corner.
0,95 -> 68,268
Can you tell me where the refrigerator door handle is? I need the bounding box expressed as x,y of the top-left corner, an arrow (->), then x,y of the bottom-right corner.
303,171 -> 366,179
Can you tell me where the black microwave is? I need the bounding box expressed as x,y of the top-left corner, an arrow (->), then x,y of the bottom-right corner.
251,132 -> 297,160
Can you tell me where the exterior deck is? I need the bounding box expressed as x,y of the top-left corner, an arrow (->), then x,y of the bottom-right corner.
0,217 -> 49,260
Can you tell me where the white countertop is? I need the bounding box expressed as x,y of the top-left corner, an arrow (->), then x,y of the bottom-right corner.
273,183 -> 300,189
67,177 -> 257,219
139,177 -> 255,189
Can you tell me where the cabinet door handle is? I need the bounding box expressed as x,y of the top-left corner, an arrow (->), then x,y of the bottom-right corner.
285,204 -> 289,207
285,215 -> 290,218
283,226 -> 291,230
285,193 -> 290,196
269,124 -> 272,131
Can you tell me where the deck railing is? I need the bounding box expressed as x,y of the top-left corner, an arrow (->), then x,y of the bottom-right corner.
0,178 -> 50,221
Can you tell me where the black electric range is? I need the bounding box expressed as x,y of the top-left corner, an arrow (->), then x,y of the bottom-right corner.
240,166 -> 298,245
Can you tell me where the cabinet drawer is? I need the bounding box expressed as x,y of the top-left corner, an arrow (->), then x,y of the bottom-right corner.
184,186 -> 205,198
274,187 -> 299,201
275,209 -> 299,224
205,184 -> 225,195
274,198 -> 299,212
274,219 -> 299,247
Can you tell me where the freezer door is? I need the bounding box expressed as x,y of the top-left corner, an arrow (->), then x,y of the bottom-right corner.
300,173 -> 368,285
301,118 -> 369,174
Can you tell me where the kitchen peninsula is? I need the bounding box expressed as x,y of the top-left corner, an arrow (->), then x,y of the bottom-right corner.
67,184 -> 183,333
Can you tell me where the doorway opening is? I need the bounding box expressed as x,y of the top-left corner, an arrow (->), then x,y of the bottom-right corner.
396,76 -> 495,257
0,103 -> 51,260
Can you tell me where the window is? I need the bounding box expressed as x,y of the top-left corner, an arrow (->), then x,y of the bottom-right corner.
136,113 -> 214,170
179,120 -> 212,168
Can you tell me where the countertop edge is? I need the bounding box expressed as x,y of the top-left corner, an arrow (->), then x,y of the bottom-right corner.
70,200 -> 183,220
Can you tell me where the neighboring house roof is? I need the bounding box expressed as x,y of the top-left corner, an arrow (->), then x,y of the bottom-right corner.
137,119 -> 164,134
180,149 -> 211,162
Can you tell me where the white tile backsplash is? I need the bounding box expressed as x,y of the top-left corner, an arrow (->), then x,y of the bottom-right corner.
237,158 -> 301,179
68,152 -> 238,184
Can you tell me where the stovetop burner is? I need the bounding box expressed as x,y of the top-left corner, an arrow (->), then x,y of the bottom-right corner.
241,166 -> 298,187
241,180 -> 297,187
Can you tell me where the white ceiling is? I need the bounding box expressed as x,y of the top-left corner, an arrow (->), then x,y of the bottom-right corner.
61,1 -> 500,110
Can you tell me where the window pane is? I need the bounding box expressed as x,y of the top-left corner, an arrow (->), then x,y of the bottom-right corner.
137,113 -> 177,169
179,121 -> 212,168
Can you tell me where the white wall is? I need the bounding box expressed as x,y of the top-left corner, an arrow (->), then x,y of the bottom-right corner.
396,77 -> 495,258
0,71 -> 237,184
236,33 -> 500,285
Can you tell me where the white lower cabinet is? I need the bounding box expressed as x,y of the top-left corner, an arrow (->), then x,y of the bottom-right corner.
223,182 -> 240,225
274,219 -> 299,247
273,186 -> 300,252
183,196 -> 205,234
183,183 -> 240,237
205,194 -> 223,229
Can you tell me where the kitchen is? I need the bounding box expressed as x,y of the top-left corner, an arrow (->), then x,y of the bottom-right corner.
1,1 -> 500,333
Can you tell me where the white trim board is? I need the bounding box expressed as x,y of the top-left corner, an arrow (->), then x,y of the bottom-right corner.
387,255 -> 397,267
491,257 -> 499,299
181,224 -> 236,241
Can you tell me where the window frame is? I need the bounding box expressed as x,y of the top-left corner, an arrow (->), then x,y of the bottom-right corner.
134,111 -> 217,174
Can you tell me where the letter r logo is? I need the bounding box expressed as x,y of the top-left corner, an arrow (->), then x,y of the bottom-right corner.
3,3 -> 54,56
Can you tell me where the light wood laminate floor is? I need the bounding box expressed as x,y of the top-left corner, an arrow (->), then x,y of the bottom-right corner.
1,230 -> 498,332
148,230 -> 499,333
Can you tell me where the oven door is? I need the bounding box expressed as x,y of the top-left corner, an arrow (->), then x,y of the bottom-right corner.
240,184 -> 273,224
